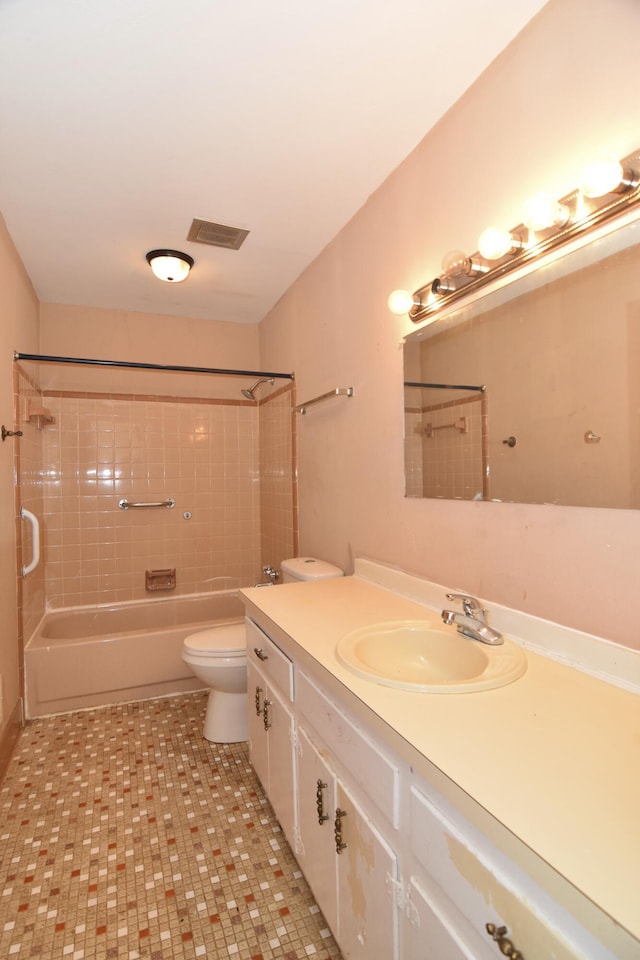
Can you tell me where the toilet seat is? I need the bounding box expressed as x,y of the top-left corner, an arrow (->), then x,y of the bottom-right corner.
183,623 -> 246,658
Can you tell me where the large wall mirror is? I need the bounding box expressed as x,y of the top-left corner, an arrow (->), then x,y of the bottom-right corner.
403,214 -> 640,508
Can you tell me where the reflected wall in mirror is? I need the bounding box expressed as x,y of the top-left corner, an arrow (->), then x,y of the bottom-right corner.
403,217 -> 640,508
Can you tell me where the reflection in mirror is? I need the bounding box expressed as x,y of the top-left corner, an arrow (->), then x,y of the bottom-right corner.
403,216 -> 640,508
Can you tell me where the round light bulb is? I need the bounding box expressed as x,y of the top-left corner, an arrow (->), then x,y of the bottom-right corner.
441,250 -> 472,278
524,194 -> 570,231
477,227 -> 518,261
387,289 -> 416,316
580,160 -> 624,199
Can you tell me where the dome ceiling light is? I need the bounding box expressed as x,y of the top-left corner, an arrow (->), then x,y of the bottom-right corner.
146,249 -> 194,283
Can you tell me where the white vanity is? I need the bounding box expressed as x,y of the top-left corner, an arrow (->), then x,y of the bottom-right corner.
241,559 -> 640,960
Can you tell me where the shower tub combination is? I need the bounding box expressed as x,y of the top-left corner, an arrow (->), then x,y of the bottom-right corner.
24,591 -> 245,717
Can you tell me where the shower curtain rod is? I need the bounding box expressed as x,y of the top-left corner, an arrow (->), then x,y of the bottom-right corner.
14,352 -> 294,381
404,380 -> 485,392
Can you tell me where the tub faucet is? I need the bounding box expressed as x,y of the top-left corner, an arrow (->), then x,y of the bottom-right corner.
441,593 -> 503,645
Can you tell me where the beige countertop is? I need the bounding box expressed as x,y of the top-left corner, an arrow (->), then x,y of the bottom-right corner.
241,569 -> 640,949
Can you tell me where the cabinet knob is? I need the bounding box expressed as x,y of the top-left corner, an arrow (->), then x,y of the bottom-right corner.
253,646 -> 269,661
316,780 -> 329,824
486,923 -> 524,960
334,808 -> 347,854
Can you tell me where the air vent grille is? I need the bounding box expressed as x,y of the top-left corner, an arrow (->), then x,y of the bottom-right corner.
187,218 -> 249,250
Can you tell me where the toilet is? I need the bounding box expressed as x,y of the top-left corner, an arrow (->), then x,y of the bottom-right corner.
182,622 -> 248,743
182,558 -> 343,744
281,557 -> 344,583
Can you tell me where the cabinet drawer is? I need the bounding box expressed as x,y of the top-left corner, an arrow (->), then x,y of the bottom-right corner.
298,669 -> 400,827
409,784 -> 602,960
246,619 -> 294,701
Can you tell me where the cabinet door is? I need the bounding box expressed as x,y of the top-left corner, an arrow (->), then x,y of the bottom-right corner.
335,779 -> 399,960
247,658 -> 268,790
296,725 -> 338,936
264,679 -> 296,845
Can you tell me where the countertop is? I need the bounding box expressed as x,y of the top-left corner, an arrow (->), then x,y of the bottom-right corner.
241,566 -> 640,949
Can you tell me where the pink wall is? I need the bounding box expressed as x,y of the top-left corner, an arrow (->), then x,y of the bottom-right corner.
0,214 -> 39,748
258,0 -> 640,650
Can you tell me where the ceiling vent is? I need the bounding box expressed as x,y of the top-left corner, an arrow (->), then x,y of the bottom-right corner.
187,218 -> 249,250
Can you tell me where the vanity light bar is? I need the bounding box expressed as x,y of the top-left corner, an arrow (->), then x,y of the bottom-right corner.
396,147 -> 640,325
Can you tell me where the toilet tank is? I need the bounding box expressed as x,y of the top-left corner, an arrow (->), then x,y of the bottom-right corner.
281,557 -> 344,583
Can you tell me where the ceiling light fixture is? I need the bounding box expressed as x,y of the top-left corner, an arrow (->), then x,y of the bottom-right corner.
389,146 -> 640,324
146,249 -> 194,283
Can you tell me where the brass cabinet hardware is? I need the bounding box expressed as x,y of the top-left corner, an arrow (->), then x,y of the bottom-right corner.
485,923 -> 524,959
316,780 -> 329,824
254,685 -> 263,717
262,698 -> 272,731
253,647 -> 269,661
1,425 -> 23,441
502,436 -> 517,447
334,808 -> 347,854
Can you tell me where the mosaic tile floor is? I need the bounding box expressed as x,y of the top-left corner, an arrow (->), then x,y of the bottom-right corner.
0,693 -> 342,960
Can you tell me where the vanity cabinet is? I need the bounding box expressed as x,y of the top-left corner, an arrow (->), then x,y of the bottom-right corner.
246,619 -> 296,846
244,609 -> 625,960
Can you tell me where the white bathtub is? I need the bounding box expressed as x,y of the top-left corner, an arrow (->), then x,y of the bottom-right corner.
25,591 -> 245,717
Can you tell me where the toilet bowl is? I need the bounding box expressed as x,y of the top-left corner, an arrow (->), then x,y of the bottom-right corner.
182,622 -> 247,743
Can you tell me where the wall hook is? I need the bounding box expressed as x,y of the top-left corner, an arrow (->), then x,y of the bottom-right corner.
1,424 -> 23,442
502,436 -> 517,448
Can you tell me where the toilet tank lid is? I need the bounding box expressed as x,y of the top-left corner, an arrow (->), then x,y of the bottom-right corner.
281,557 -> 344,580
184,623 -> 245,654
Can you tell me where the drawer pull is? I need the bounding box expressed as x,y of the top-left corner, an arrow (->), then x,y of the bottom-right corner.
334,808 -> 347,854
254,685 -> 263,717
485,924 -> 524,960
263,698 -> 272,731
316,780 -> 329,824
254,647 -> 269,661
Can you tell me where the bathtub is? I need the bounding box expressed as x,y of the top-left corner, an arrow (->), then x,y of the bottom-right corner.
24,591 -> 245,717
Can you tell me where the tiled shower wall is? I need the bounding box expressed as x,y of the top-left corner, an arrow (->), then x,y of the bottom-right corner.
41,393 -> 261,608
15,373 -> 296,621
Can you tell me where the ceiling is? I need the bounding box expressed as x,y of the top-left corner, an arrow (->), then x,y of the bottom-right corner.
0,0 -> 548,326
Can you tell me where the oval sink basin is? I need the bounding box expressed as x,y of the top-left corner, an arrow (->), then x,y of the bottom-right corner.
336,619 -> 526,693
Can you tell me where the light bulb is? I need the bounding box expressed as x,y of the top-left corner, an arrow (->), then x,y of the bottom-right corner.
524,194 -> 570,231
441,250 -> 473,278
580,160 -> 624,199
387,289 -> 416,316
477,227 -> 521,261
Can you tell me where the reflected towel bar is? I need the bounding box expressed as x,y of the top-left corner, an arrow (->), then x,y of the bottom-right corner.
404,381 -> 485,392
118,498 -> 176,510
293,387 -> 354,415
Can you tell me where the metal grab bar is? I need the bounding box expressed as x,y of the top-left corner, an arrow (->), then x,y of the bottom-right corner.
20,507 -> 40,577
118,498 -> 176,510
293,387 -> 354,415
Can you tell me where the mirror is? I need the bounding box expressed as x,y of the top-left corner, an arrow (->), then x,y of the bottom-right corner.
403,215 -> 640,508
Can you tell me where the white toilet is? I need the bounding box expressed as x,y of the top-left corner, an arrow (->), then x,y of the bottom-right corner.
281,556 -> 344,583
182,558 -> 343,744
182,622 -> 248,743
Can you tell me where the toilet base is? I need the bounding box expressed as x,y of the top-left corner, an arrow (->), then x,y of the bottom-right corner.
202,688 -> 247,743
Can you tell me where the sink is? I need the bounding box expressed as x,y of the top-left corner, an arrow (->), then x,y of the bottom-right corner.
335,619 -> 526,693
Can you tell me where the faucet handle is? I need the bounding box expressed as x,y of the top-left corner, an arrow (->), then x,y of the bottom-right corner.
445,593 -> 484,617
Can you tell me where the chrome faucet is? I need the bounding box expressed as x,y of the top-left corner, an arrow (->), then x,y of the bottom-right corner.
441,593 -> 503,645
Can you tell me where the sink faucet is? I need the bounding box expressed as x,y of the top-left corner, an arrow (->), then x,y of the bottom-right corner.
441,593 -> 503,645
